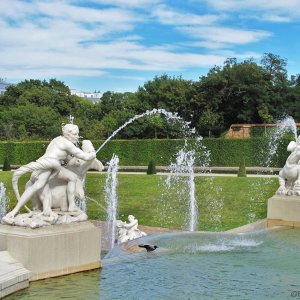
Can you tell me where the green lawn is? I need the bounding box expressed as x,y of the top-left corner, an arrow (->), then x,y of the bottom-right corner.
0,171 -> 278,231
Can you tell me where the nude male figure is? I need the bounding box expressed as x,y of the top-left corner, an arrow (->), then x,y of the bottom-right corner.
7,124 -> 96,218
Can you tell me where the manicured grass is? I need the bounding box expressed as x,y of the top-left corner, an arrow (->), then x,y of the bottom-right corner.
0,171 -> 278,231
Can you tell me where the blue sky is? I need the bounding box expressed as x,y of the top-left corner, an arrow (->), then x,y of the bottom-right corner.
1,0 -> 300,93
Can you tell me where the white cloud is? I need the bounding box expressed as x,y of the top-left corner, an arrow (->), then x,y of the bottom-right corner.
260,14 -> 291,23
37,2 -> 139,24
200,0 -> 300,21
0,1 -> 33,19
152,5 -> 220,25
179,26 -> 271,48
203,0 -> 300,11
0,67 -> 107,78
1,27 -> 232,78
239,13 -> 292,23
71,0 -> 162,8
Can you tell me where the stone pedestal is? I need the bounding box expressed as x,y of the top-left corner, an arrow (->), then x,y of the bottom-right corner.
0,251 -> 31,298
267,195 -> 300,228
0,221 -> 101,281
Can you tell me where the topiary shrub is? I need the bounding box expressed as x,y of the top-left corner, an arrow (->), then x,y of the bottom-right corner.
147,160 -> 157,175
2,156 -> 11,171
237,157 -> 247,177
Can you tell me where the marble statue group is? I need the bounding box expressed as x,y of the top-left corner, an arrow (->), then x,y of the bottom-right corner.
2,123 -> 103,228
116,215 -> 147,244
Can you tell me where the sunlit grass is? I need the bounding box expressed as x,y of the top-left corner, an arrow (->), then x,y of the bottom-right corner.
0,171 -> 278,231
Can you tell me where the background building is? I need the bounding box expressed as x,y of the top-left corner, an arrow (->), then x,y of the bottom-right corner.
70,89 -> 102,103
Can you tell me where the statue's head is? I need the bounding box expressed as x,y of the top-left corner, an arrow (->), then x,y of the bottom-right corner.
62,124 -> 79,144
128,215 -> 135,222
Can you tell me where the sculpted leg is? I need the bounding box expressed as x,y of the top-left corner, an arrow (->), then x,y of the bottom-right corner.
67,179 -> 79,212
57,168 -> 80,212
276,170 -> 288,195
38,184 -> 53,216
6,170 -> 52,218
293,168 -> 300,195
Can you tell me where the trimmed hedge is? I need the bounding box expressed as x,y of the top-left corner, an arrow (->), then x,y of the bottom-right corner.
0,137 -> 291,167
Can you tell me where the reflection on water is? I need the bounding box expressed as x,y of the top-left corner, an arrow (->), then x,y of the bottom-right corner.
7,228 -> 300,300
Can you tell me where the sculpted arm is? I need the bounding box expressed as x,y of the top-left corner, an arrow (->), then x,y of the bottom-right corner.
123,218 -> 137,229
65,141 -> 96,161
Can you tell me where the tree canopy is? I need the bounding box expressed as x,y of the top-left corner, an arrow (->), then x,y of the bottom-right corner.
1,53 -> 299,140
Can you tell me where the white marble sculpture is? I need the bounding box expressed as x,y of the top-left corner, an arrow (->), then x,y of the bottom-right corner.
116,215 -> 147,244
2,124 -> 104,228
277,136 -> 300,196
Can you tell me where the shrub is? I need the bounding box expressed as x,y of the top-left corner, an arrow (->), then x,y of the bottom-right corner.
238,158 -> 247,177
147,160 -> 157,175
2,156 -> 11,171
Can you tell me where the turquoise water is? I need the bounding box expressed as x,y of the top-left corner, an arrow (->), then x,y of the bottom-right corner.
7,228 -> 300,300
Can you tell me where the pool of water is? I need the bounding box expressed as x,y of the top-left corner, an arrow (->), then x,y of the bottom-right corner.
7,228 -> 300,300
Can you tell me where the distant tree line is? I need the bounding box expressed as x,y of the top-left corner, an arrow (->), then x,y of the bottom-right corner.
0,53 -> 299,141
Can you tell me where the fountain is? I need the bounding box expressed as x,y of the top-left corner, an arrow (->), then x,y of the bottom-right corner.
95,108 -> 196,154
165,142 -> 198,231
263,115 -> 297,171
0,109 -> 199,297
161,138 -> 211,231
0,182 -> 8,222
104,154 -> 119,249
99,109 -> 203,239
1,110 -> 300,299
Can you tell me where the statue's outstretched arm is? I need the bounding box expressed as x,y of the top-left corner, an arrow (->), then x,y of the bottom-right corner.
65,141 -> 96,161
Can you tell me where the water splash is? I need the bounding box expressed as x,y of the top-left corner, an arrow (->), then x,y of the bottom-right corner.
84,195 -> 106,212
105,154 -> 119,249
164,139 -> 211,231
94,109 -> 213,232
75,197 -> 87,212
207,184 -> 224,231
265,115 -> 297,168
96,108 -> 196,154
183,238 -> 263,253
69,114 -> 74,124
0,182 -> 8,222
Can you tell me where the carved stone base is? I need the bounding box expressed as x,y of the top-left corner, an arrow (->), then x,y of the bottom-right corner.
267,195 -> 300,228
0,221 -> 101,281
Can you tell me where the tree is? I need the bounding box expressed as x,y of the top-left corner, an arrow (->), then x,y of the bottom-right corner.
260,53 -> 287,84
197,108 -> 223,137
0,104 -> 62,140
137,74 -> 193,119
257,103 -> 273,135
194,58 -> 269,132
146,115 -> 165,138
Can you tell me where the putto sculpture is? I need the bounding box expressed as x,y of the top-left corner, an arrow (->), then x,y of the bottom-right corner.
2,123 -> 103,228
116,215 -> 147,244
277,136 -> 300,196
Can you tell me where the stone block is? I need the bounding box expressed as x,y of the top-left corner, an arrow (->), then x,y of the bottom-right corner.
267,195 -> 300,227
0,251 -> 31,298
0,221 -> 101,281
